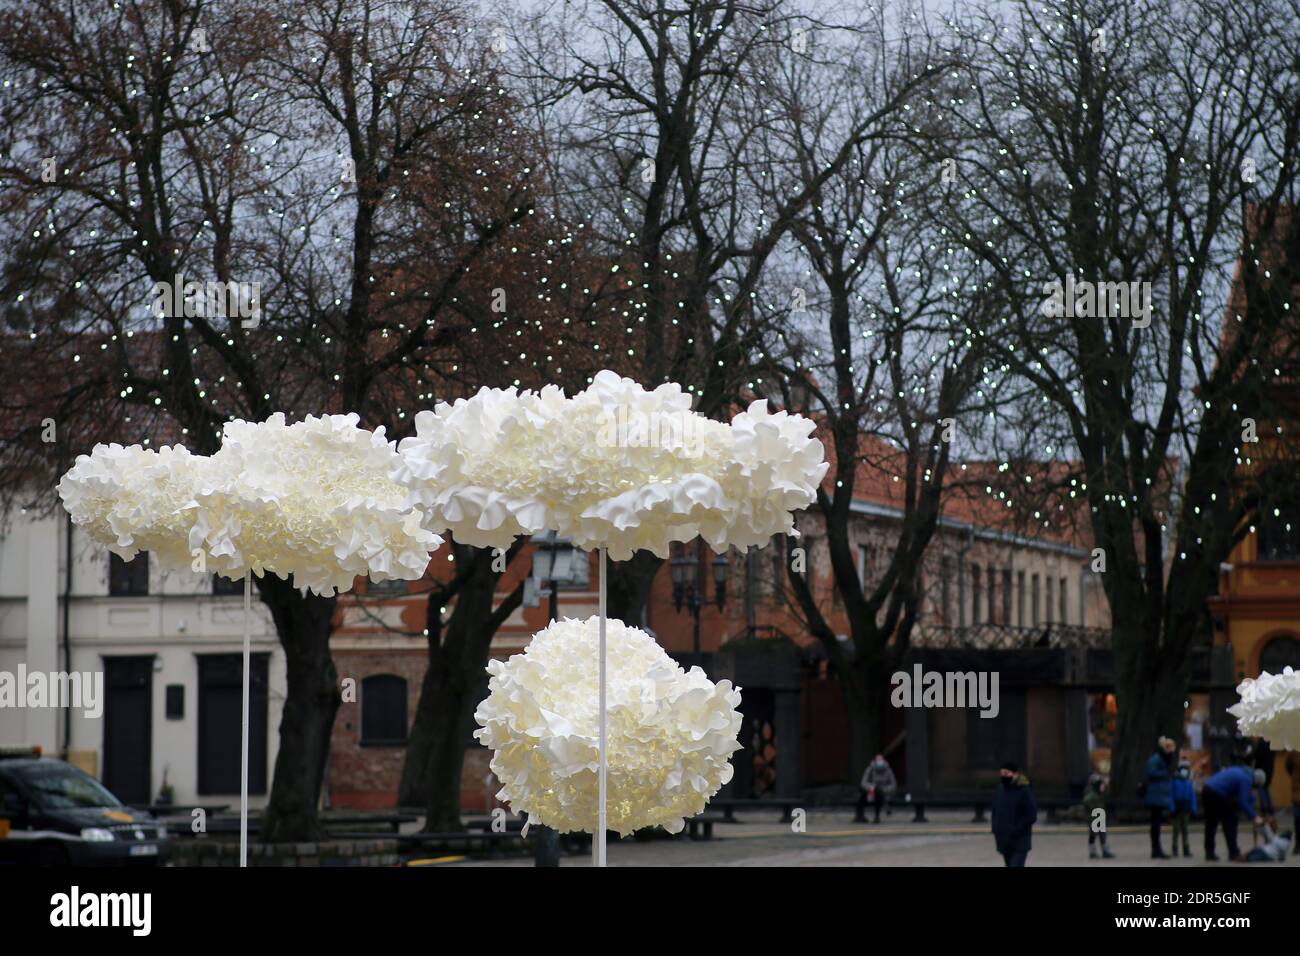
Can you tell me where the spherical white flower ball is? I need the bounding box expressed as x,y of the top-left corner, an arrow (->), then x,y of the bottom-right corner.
474,615 -> 743,835
1228,667 -> 1300,750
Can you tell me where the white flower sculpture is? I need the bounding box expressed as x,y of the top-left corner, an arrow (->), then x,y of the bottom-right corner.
57,443 -> 209,573
394,369 -> 828,559
58,414 -> 441,595
1228,667 -> 1300,750
474,615 -> 743,835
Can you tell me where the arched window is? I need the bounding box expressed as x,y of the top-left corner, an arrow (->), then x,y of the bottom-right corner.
360,674 -> 408,746
1259,635 -> 1300,675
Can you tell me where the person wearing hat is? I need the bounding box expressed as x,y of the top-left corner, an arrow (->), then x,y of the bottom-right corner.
1141,736 -> 1178,858
991,760 -> 1038,867
1201,763 -> 1267,862
1081,771 -> 1116,859
1170,761 -> 1198,858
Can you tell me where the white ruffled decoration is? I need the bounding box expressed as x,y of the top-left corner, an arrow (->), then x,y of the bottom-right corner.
1228,667 -> 1300,750
57,443 -> 208,573
474,615 -> 743,835
58,414 -> 441,596
394,369 -> 828,559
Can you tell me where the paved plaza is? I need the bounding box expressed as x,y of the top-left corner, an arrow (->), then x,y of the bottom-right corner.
426,808 -> 1300,867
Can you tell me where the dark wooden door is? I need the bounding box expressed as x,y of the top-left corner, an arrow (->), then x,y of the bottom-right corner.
197,654 -> 269,795
102,656 -> 153,805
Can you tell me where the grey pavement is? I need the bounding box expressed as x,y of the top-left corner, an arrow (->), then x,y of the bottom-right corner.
416,808 -> 1300,867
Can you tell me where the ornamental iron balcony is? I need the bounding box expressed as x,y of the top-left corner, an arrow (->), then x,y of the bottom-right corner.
915,623 -> 1112,651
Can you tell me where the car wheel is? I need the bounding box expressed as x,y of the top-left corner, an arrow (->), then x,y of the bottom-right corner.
32,843 -> 71,867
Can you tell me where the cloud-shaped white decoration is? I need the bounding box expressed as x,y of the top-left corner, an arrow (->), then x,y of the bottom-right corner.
1228,667 -> 1300,750
394,369 -> 827,559
58,414 -> 442,596
474,615 -> 743,835
57,443 -> 208,573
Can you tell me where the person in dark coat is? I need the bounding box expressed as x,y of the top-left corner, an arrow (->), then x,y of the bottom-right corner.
991,760 -> 1038,867
1142,736 -> 1178,858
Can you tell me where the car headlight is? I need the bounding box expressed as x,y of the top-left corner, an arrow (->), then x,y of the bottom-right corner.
80,827 -> 115,842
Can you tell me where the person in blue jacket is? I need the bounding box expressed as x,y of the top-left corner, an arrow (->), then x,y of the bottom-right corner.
1202,764 -> 1266,861
1142,736 -> 1178,858
991,760 -> 1038,867
1170,761 -> 1198,858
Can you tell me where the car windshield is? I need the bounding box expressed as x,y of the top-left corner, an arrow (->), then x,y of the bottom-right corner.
21,763 -> 122,810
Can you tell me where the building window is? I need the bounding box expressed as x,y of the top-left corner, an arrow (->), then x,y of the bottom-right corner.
1259,635 -> 1300,674
212,574 -> 245,596
971,564 -> 982,624
360,674 -> 408,746
1002,569 -> 1012,625
367,576 -> 408,596
1059,577 -> 1068,625
1016,570 -> 1025,626
109,553 -> 148,596
987,565 -> 997,623
556,548 -> 590,590
1046,576 -> 1054,625
1031,574 -> 1040,626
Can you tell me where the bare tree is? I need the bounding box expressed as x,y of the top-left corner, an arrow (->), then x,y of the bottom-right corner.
0,0 -> 543,840
747,8 -> 998,777
937,0 -> 1300,796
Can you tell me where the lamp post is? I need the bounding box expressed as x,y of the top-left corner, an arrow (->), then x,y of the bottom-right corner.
671,541 -> 729,668
529,531 -> 576,866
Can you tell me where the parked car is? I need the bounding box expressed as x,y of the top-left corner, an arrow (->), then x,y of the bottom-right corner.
0,748 -> 167,866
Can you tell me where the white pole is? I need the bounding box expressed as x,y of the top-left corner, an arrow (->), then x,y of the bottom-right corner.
595,546 -> 607,867
240,569 -> 251,868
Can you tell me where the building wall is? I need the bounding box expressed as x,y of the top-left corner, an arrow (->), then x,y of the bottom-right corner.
1213,529 -> 1300,809
0,509 -> 281,808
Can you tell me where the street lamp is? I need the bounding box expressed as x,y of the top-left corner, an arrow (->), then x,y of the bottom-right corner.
530,531 -> 577,624
671,542 -> 729,667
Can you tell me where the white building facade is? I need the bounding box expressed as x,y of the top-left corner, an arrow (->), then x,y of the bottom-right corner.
0,508 -> 283,809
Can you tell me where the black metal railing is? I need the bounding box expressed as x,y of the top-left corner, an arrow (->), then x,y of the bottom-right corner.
914,623 -> 1111,650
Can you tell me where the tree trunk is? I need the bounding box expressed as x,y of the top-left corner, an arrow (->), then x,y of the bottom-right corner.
605,549 -> 662,625
840,655 -> 889,788
256,573 -> 339,844
397,592 -> 446,807
403,545 -> 523,832
1110,625 -> 1188,806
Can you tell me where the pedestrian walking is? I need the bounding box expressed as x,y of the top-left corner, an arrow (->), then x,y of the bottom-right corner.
992,760 -> 1037,867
